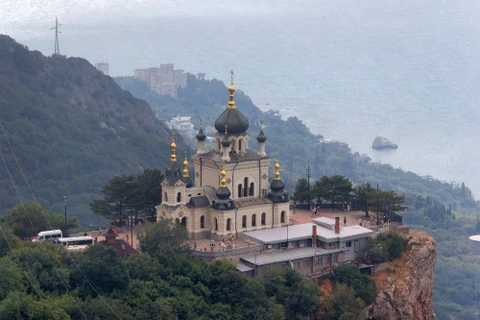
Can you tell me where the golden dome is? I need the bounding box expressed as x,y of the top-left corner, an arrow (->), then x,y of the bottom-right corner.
183,150 -> 189,178
220,166 -> 227,188
170,132 -> 177,162
274,154 -> 281,180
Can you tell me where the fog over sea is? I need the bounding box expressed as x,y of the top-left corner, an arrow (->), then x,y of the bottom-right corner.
2,0 -> 480,198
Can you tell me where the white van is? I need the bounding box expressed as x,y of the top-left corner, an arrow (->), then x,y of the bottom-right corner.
32,229 -> 63,242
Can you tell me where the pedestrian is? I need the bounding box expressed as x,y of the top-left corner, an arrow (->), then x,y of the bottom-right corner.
193,241 -> 197,250
314,206 -> 318,216
293,200 -> 297,214
84,232 -> 87,236
343,216 -> 347,226
211,239 -> 215,246
125,234 -> 129,243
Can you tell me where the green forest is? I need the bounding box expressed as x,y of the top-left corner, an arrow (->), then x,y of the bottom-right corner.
1,212 -> 401,320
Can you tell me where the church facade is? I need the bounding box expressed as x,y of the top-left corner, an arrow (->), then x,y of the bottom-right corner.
155,76 -> 290,239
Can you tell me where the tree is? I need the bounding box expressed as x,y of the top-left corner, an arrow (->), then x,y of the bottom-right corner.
132,168 -> 163,218
90,169 -> 164,222
0,257 -> 24,300
262,267 -> 320,319
3,203 -> 77,239
69,245 -> 129,298
293,178 -> 309,206
0,291 -> 70,320
137,219 -> 190,256
90,175 -> 137,221
332,264 -> 377,305
12,242 -> 70,293
322,284 -> 366,320
0,225 -> 22,258
312,175 -> 352,209
353,183 -> 376,217
367,189 -> 407,216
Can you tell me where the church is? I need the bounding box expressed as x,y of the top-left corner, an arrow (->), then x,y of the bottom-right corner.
155,75 -> 290,239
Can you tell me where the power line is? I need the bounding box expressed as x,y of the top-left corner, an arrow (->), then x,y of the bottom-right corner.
0,119 -> 122,319
0,223 -> 59,319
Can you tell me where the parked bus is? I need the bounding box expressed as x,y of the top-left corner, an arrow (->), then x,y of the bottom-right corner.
32,229 -> 63,242
58,236 -> 94,251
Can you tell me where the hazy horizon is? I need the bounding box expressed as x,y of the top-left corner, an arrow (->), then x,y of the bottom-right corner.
3,0 -> 480,198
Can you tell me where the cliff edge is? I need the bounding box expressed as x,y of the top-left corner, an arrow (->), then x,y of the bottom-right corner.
369,230 -> 437,320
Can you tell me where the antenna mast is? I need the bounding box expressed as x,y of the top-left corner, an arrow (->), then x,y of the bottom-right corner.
51,16 -> 62,56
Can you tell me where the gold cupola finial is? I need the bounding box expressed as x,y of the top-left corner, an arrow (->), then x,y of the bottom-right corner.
220,162 -> 227,188
274,153 -> 281,180
170,131 -> 177,162
183,150 -> 189,178
228,70 -> 236,110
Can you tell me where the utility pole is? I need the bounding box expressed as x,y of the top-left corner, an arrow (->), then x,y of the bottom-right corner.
306,166 -> 311,209
51,16 -> 62,56
130,215 -> 134,247
376,183 -> 379,226
64,195 -> 67,237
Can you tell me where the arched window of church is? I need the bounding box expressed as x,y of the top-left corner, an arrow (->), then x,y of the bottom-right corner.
252,214 -> 256,227
200,216 -> 205,228
216,138 -> 221,151
215,218 -> 218,231
231,139 -> 237,153
175,218 -> 180,224
242,215 -> 247,228
244,177 -> 249,197
177,192 -> 182,202
239,139 -> 243,153
261,213 -> 266,225
226,218 -> 231,231
181,217 -> 187,226
164,192 -> 168,202
238,184 -> 243,198
249,182 -> 254,196
280,211 -> 286,224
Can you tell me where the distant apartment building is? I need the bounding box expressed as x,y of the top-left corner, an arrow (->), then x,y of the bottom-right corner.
95,62 -> 109,76
134,63 -> 187,98
168,116 -> 195,137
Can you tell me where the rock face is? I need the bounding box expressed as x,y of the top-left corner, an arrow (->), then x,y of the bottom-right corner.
368,230 -> 437,320
372,136 -> 398,150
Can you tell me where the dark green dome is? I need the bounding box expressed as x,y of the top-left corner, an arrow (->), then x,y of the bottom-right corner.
214,108 -> 249,134
257,129 -> 267,143
216,186 -> 231,199
196,127 -> 206,141
270,179 -> 285,192
221,136 -> 231,147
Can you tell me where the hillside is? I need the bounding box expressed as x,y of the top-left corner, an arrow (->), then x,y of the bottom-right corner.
0,35 -> 190,226
115,75 -> 479,213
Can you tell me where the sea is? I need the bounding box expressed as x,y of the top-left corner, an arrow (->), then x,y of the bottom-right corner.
2,0 -> 480,198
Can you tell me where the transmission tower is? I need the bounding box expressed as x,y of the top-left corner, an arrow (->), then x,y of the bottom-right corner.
51,16 -> 62,56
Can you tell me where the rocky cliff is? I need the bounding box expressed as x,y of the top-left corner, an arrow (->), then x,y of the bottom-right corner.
368,230 -> 437,320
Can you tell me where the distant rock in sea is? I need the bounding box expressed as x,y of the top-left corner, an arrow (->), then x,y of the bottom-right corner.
372,136 -> 398,150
